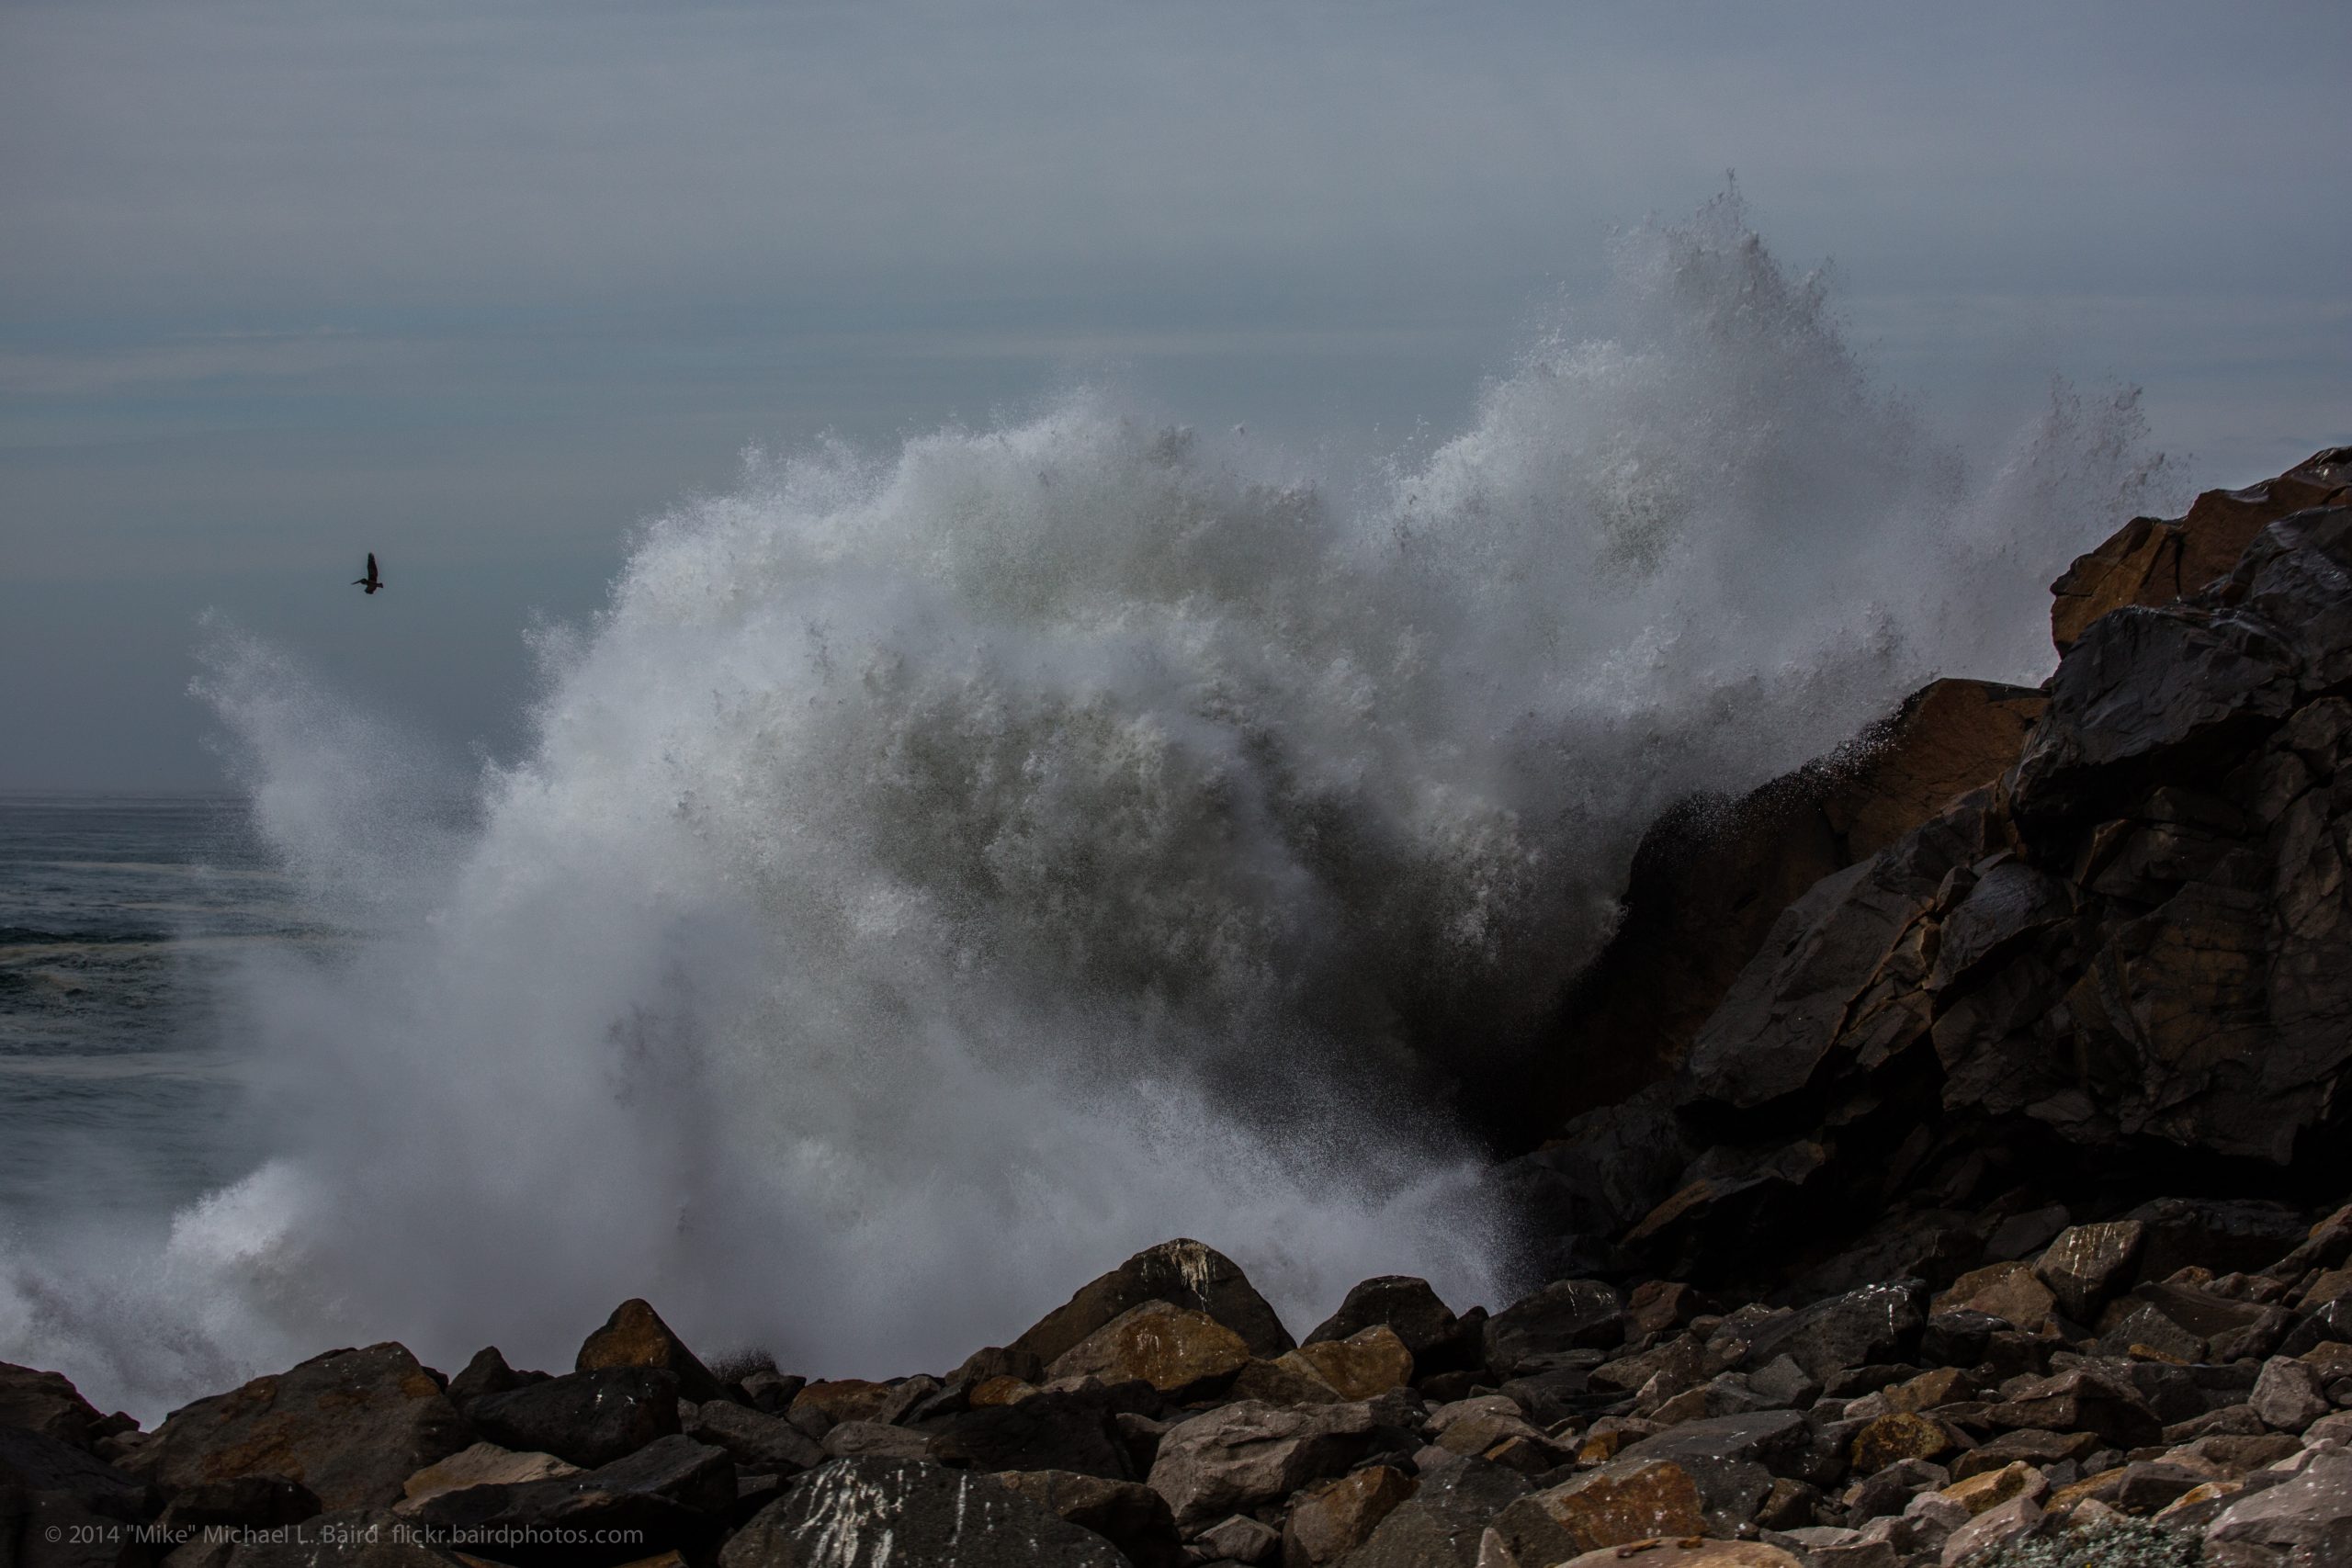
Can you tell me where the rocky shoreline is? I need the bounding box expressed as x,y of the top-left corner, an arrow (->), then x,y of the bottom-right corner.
7,448 -> 2352,1568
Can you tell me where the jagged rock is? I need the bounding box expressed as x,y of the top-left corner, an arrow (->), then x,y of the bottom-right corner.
719,1458 -> 1129,1567
2032,1222 -> 2147,1324
1195,1512 -> 1281,1563
1304,1279 -> 1477,1374
1482,1280 -> 1623,1376
467,1367 -> 679,1469
1950,1428 -> 2101,1480
1932,1263 -> 2056,1334
1227,1358 -> 1348,1406
2050,448 -> 2351,654
0,1364 -> 108,1452
925,1384 -> 1142,1481
445,1348 -> 545,1409
1544,676 -> 2048,1121
684,1399 -> 825,1477
995,1468 -> 1182,1568
787,1379 -> 896,1426
1935,1491 -> 2041,1564
1743,1284 -> 1926,1385
1849,1413 -> 1957,1473
1281,1327 -> 1414,1401
2127,1200 -> 2318,1284
1511,1458 -> 1705,1554
1557,1545 -> 1803,1568
397,1442 -> 577,1508
2206,1450 -> 2352,1562
1984,1369 -> 2163,1450
576,1299 -> 723,1404
2249,1358 -> 2332,1434
1145,1399 -> 1379,1532
1280,1464 -> 1414,1567
1009,1240 -> 1294,1366
123,1344 -> 471,1512
1046,1302 -> 1250,1400
414,1434 -> 731,1565
1335,1460 -> 1574,1568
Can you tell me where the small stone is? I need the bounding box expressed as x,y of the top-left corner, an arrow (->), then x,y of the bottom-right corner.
2250,1356 -> 2332,1433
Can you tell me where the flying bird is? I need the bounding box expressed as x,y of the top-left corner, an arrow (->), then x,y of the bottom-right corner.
352,553 -> 382,595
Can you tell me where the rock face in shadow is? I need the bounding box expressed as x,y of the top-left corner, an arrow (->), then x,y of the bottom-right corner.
1542,677 -> 2049,1121
2048,446 -> 2349,654
1535,457 -> 2352,1291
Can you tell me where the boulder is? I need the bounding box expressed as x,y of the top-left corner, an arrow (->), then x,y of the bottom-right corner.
718,1457 -> 1129,1567
684,1399 -> 826,1477
2206,1450 -> 2352,1562
995,1468 -> 1182,1568
1742,1284 -> 1926,1384
1516,1458 -> 1706,1553
124,1344 -> 472,1512
1934,1491 -> 2041,1565
1280,1327 -> 1414,1401
2249,1357 -> 2332,1434
1931,1263 -> 2055,1335
1227,1357 -> 1348,1406
1984,1370 -> 2162,1450
0,1363 -> 108,1452
1280,1464 -> 1414,1567
2032,1222 -> 2146,1324
2049,448 -> 2351,654
397,1442 -> 577,1509
445,1348 -> 545,1408
1556,1544 -> 1802,1568
1303,1279 -> 1477,1372
1009,1240 -> 1294,1365
576,1300 -> 723,1404
466,1367 -> 680,1469
1482,1280 -> 1623,1376
1848,1413 -> 1956,1473
1334,1460 -> 1574,1568
413,1434 -> 732,1565
925,1385 -> 1141,1481
1045,1303 -> 1250,1400
1144,1400 -> 1378,1531
787,1380 -> 897,1427
1194,1513 -> 1281,1563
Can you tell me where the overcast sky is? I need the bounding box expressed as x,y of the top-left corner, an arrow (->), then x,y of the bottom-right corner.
3,0 -> 2347,789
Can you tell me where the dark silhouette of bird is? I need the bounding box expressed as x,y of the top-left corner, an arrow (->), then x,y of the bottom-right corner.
352,553 -> 382,595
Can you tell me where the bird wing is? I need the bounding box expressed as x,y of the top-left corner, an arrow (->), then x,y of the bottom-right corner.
368,552 -> 378,578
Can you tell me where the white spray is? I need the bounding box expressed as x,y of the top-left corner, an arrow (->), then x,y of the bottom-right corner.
0,195 -> 2174,1416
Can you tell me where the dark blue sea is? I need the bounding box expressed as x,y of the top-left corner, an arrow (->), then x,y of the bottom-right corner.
0,794 -> 311,1230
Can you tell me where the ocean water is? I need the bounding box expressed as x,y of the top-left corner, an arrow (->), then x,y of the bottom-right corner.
0,196 -> 2183,1420
0,795 -> 289,1220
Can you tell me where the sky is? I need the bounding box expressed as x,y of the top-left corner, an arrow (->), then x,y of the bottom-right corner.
3,0 -> 2347,790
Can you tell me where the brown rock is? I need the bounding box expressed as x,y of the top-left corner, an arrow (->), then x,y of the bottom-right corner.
1983,1370 -> 2163,1450
789,1378 -> 897,1425
1932,1263 -> 2057,1335
1226,1358 -> 1346,1405
967,1376 -> 1040,1409
1556,1545 -> 1801,1568
2050,451 -> 2352,653
576,1300 -> 721,1403
2032,1222 -> 2147,1324
1144,1400 -> 1380,1532
1543,676 -> 2048,1119
396,1441 -> 579,1510
1522,1458 -> 1707,1554
0,1362 -> 107,1450
1010,1239 -> 1295,1366
1883,1368 -> 1976,1415
1046,1302 -> 1250,1400
1280,1464 -> 1415,1567
1279,1326 -> 1413,1401
1848,1412 -> 1956,1473
1939,1461 -> 2044,1517
1951,1429 -> 2102,1481
1628,1281 -> 1709,1337
125,1343 -> 472,1512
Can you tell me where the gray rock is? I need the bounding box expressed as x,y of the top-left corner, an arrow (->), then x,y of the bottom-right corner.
413,1433 -> 732,1564
1193,1513 -> 1279,1563
1481,1280 -> 1623,1377
687,1398 -> 826,1476
1332,1459 -> 1571,1568
2208,1450 -> 2352,1562
1304,1278 -> 1476,1372
719,1457 -> 1128,1567
1146,1400 -> 1378,1532
467,1367 -> 678,1469
1009,1239 -> 1294,1365
1741,1283 -> 1926,1384
2251,1358 -> 2333,1434
2034,1222 -> 2146,1324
